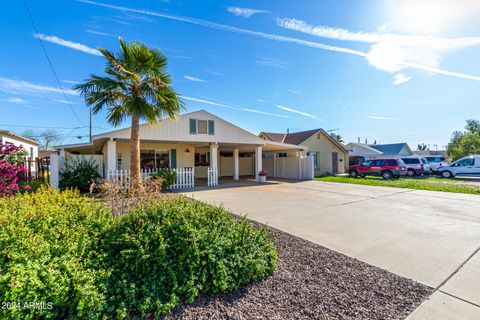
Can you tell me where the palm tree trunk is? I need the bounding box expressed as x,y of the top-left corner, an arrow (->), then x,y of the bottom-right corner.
130,113 -> 144,193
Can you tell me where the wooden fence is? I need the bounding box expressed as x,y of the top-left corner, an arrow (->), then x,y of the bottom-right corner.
21,157 -> 50,182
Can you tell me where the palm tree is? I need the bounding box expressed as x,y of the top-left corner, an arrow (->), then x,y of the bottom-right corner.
335,134 -> 344,143
74,38 -> 183,193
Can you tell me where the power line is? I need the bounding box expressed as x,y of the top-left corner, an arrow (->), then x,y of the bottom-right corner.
22,0 -> 85,126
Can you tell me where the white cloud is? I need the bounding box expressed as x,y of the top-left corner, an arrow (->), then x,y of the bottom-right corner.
53,99 -> 77,105
227,7 -> 269,18
257,99 -> 267,103
85,29 -> 117,37
35,34 -> 102,56
62,79 -> 81,84
77,1 -> 366,57
7,97 -> 25,104
277,17 -> 480,81
367,116 -> 400,120
276,105 -> 323,121
206,70 -> 223,76
0,76 -> 78,95
184,75 -> 207,83
255,57 -> 288,68
182,96 -> 289,118
77,0 -> 480,82
393,73 -> 412,85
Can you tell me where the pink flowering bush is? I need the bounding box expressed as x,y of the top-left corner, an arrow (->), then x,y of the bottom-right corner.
0,144 -> 29,197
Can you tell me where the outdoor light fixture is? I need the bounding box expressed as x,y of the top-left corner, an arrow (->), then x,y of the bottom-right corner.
186,148 -> 190,153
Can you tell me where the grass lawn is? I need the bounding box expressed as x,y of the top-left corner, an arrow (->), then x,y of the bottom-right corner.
315,176 -> 480,195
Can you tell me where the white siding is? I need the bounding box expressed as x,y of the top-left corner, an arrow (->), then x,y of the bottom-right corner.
93,110 -> 265,145
1,134 -> 39,171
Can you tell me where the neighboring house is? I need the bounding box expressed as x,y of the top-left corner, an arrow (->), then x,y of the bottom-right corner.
54,110 -> 314,188
259,129 -> 349,175
346,142 -> 413,164
0,129 -> 39,172
413,150 -> 447,157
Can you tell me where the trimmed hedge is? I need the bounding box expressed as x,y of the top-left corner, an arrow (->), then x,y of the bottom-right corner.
0,189 -> 277,319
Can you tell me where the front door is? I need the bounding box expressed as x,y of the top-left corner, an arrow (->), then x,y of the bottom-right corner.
332,152 -> 338,174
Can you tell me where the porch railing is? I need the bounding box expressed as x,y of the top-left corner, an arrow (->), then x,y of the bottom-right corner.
207,166 -> 218,186
107,167 -> 194,190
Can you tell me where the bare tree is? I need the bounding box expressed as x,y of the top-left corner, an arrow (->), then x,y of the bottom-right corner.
22,129 -> 63,150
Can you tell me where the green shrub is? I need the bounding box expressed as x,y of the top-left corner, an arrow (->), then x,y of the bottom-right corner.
0,187 -> 113,320
101,197 -> 277,318
153,168 -> 176,189
0,190 -> 278,319
59,156 -> 101,192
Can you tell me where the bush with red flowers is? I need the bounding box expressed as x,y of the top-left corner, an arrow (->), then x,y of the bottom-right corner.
0,143 -> 29,197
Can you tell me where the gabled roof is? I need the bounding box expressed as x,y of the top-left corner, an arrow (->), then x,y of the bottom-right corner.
0,129 -> 39,146
260,128 -> 348,152
368,143 -> 412,155
345,142 -> 384,154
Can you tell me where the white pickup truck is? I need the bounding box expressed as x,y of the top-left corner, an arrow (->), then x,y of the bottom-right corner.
436,155 -> 480,178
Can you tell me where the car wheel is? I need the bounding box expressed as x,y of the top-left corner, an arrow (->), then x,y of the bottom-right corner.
407,169 -> 415,177
382,170 -> 393,180
349,169 -> 359,178
441,170 -> 453,179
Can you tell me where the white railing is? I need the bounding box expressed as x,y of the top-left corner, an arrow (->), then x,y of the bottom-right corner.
107,167 -> 194,190
207,166 -> 218,186
169,167 -> 195,189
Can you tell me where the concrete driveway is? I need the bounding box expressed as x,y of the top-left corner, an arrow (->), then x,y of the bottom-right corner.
184,180 -> 480,319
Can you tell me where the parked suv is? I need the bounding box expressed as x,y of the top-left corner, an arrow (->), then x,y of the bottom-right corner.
424,156 -> 448,172
401,157 -> 430,176
436,155 -> 480,178
349,158 -> 407,179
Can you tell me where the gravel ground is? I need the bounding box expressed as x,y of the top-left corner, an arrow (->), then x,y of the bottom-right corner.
163,225 -> 432,320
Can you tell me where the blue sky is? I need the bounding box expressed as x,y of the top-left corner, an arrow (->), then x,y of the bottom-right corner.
1,0 -> 480,149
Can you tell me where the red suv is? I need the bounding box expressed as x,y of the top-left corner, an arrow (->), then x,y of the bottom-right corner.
349,158 -> 407,179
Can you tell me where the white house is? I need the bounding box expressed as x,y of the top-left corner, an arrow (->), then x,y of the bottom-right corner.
0,129 -> 39,172
52,110 -> 314,189
346,142 -> 413,165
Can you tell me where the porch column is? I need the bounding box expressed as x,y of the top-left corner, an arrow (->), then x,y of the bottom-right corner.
273,152 -> 277,177
233,148 -> 239,180
210,143 -> 218,172
255,146 -> 262,182
106,139 -> 116,177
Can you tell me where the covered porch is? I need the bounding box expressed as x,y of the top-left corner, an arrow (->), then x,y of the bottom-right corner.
53,138 -> 312,189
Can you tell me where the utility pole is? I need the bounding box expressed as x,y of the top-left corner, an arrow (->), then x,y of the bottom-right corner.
89,107 -> 92,143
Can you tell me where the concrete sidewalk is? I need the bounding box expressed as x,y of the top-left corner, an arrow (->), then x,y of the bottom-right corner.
183,180 -> 480,319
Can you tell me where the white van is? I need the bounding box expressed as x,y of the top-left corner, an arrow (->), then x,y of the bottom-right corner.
437,155 -> 480,178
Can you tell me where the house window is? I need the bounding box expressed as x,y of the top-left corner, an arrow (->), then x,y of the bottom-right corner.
198,120 -> 208,134
195,152 -> 210,166
117,153 -> 122,170
208,120 -> 214,135
189,118 -> 215,135
140,150 -> 170,169
278,152 -> 288,158
30,147 -> 34,159
189,118 -> 197,134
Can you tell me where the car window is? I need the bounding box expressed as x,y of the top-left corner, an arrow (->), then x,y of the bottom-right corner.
385,159 -> 397,166
363,160 -> 373,166
397,159 -> 405,166
421,158 -> 428,164
425,157 -> 434,162
453,158 -> 474,166
402,158 -> 419,164
440,157 -> 446,161
372,160 -> 384,166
